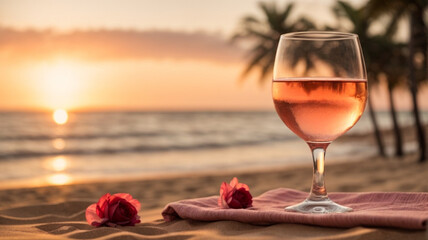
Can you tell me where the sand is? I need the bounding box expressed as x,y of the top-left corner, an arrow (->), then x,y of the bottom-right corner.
0,153 -> 427,239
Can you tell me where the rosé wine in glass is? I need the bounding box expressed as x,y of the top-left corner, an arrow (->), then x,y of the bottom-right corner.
273,78 -> 367,142
273,31 -> 367,213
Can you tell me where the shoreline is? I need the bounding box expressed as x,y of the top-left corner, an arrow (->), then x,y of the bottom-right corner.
0,137 -> 375,191
1,152 -> 427,211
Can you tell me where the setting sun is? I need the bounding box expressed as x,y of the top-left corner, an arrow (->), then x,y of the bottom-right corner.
53,109 -> 68,125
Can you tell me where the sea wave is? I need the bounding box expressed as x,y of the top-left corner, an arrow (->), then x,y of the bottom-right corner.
0,136 -> 294,159
0,131 -> 163,141
0,111 -> 424,160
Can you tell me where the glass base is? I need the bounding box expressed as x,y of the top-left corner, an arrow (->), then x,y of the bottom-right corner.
285,198 -> 352,214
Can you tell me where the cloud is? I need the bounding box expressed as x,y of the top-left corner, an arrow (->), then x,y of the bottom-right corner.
0,27 -> 244,63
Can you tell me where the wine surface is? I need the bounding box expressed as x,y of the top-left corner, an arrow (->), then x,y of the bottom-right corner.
272,78 -> 367,142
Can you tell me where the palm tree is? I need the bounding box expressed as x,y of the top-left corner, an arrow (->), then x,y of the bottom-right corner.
376,40 -> 407,157
232,2 -> 315,83
331,1 -> 387,157
366,0 -> 427,162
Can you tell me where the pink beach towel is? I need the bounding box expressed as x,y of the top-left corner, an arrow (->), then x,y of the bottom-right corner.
162,188 -> 428,230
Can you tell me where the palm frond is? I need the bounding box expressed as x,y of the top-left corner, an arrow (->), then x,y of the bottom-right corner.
259,2 -> 278,32
232,1 -> 315,83
258,51 -> 276,83
365,0 -> 407,18
280,3 -> 295,27
242,16 -> 261,24
241,45 -> 270,77
336,1 -> 361,29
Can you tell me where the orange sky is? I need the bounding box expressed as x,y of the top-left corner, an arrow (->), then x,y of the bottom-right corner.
0,28 -> 272,111
0,0 -> 426,111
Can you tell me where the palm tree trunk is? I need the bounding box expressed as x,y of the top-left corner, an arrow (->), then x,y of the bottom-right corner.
408,12 -> 427,163
387,83 -> 403,157
367,92 -> 386,157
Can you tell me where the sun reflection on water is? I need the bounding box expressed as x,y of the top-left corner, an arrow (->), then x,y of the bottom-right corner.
44,156 -> 72,185
52,138 -> 66,150
47,173 -> 71,185
50,156 -> 68,171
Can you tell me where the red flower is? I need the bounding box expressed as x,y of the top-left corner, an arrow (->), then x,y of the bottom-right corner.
218,177 -> 253,209
85,193 -> 141,227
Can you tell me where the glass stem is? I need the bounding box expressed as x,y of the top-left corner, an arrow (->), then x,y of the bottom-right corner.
307,142 -> 330,201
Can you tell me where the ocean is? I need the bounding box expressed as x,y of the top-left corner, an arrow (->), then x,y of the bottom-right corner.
0,111 -> 425,188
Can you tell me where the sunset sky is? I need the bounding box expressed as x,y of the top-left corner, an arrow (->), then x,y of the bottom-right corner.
0,0 -> 426,111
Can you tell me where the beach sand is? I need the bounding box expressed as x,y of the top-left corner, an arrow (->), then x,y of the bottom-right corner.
1,152 -> 427,239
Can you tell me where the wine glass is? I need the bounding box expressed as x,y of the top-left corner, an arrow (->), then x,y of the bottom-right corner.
272,31 -> 367,213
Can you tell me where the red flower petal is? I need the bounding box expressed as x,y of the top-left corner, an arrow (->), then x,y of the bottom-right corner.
86,203 -> 101,226
114,193 -> 141,212
219,181 -> 234,208
235,182 -> 250,191
108,201 -> 121,220
227,197 -> 243,209
95,193 -> 111,218
229,177 -> 239,188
